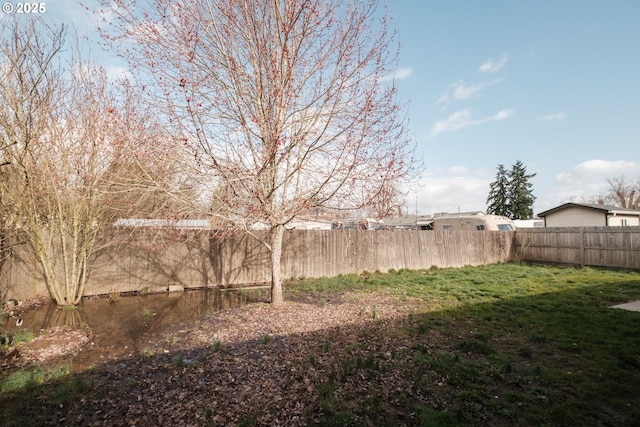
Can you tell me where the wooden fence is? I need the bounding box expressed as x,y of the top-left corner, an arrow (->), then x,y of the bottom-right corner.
515,226 -> 640,269
211,229 -> 514,286
2,229 -> 514,300
4,226 -> 638,302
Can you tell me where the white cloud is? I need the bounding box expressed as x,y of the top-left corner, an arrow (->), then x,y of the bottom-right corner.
478,54 -> 508,73
452,81 -> 486,100
105,65 -> 133,82
537,113 -> 567,121
437,78 -> 503,104
409,168 -> 492,214
556,160 -> 639,185
45,0 -> 115,28
430,109 -> 473,136
450,166 -> 471,175
492,109 -> 514,120
381,67 -> 413,82
538,160 -> 640,208
394,67 -> 414,80
429,108 -> 515,138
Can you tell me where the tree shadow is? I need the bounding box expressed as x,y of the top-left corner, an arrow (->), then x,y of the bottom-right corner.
88,228 -> 312,296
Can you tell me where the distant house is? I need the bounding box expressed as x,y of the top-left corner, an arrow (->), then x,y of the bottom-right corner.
114,218 -> 211,229
537,203 -> 640,227
115,217 -> 336,231
286,218 -> 333,230
248,217 -> 334,231
512,219 -> 544,228
382,215 -> 424,230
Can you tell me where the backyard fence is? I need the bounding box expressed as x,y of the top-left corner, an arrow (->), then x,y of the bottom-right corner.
211,229 -> 514,286
515,226 -> 640,269
3,226 -> 639,301
2,229 -> 514,300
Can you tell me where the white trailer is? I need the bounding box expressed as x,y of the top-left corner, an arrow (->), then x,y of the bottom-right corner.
430,214 -> 515,231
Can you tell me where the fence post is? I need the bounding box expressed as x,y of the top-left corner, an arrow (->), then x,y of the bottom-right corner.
579,227 -> 585,267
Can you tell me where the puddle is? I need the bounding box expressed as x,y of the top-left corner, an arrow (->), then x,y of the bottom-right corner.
2,288 -> 270,371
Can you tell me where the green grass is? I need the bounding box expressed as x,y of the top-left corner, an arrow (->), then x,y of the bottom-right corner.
2,329 -> 36,346
286,263 -> 640,425
0,365 -> 71,394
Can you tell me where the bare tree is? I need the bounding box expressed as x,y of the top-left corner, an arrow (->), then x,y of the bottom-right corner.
97,0 -> 416,305
365,181 -> 408,219
0,18 -> 176,305
98,80 -> 197,222
0,17 -> 66,303
0,141 -> 18,301
604,175 -> 640,209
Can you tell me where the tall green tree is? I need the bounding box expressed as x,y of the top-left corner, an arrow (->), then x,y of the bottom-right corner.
486,164 -> 511,217
508,160 -> 537,219
486,160 -> 536,219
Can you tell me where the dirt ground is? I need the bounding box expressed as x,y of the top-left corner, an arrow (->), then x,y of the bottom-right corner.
2,326 -> 92,370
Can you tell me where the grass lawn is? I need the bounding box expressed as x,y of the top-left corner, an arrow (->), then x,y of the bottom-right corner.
2,262 -> 640,426
286,263 -> 640,426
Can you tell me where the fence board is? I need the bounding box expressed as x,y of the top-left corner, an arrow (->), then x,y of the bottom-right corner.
515,226 -> 640,269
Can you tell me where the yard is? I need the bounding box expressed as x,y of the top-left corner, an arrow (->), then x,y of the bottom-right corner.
2,263 -> 640,426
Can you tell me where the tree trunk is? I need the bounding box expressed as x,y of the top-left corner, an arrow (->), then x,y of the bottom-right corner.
270,224 -> 285,307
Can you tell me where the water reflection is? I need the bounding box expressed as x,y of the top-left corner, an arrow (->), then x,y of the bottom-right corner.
3,288 -> 270,371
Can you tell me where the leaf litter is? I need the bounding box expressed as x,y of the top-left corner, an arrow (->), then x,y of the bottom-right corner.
2,291 -> 432,426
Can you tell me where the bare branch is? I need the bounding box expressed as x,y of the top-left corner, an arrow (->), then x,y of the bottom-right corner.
605,175 -> 640,209
97,0 -> 418,305
0,18 -> 183,305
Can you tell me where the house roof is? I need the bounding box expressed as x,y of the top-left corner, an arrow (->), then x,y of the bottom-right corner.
114,218 -> 211,229
538,202 -> 640,218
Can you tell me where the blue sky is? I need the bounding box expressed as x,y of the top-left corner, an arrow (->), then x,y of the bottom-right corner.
21,0 -> 640,216
386,1 -> 640,215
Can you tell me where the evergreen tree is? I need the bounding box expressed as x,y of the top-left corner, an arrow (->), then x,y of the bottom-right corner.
486,160 -> 537,219
508,160 -> 537,219
486,164 -> 511,217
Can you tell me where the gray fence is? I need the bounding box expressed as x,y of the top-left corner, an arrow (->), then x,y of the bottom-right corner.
212,229 -> 514,285
2,229 -> 514,300
5,226 -> 638,302
515,226 -> 640,269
